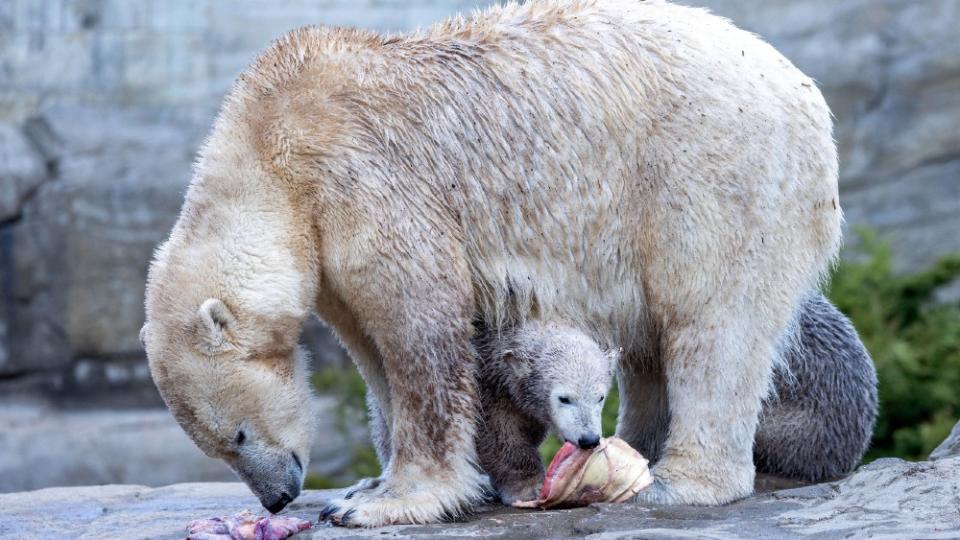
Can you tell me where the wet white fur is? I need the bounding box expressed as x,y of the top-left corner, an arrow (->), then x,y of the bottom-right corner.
143,0 -> 841,526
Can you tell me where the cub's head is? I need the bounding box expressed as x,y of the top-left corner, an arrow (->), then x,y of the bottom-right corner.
494,322 -> 619,449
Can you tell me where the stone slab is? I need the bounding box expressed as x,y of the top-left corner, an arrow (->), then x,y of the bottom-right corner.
1,457 -> 958,539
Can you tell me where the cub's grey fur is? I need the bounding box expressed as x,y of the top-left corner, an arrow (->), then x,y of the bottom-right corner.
754,294 -> 878,481
620,293 -> 878,483
473,320 -> 617,504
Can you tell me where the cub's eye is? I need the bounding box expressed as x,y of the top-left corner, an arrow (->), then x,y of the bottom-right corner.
235,430 -> 246,446
558,396 -> 572,405
598,396 -> 605,403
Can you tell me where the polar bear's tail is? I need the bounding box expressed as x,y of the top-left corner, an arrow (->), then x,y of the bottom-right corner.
757,293 -> 878,481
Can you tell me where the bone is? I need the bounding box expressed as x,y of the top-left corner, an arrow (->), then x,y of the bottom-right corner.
513,437 -> 653,509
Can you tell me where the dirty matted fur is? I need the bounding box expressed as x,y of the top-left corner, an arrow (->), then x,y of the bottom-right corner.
142,0 -> 841,526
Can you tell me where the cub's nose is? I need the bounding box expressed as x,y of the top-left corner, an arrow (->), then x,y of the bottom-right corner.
577,434 -> 600,449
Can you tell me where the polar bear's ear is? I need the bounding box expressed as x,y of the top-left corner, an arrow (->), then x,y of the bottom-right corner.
197,298 -> 236,351
139,323 -> 149,349
606,347 -> 624,364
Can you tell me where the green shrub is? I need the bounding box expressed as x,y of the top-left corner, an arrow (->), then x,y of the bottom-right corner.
826,229 -> 960,460
310,230 -> 960,486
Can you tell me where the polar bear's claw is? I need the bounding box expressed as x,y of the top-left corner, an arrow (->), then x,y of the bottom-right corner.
338,508 -> 357,526
319,503 -> 340,522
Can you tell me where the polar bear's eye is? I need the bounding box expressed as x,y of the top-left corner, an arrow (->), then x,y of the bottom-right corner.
558,396 -> 572,405
598,396 -> 605,403
235,430 -> 246,446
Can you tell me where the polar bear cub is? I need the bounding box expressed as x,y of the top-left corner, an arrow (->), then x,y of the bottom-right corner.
474,320 -> 618,504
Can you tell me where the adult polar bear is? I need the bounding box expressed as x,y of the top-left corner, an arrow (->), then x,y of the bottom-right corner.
142,0 -> 840,527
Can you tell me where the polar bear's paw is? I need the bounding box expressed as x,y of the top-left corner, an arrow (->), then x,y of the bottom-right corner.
631,462 -> 754,506
630,478 -> 684,504
320,476 -> 483,527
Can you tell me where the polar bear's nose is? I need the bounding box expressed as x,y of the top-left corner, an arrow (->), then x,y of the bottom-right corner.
577,434 -> 600,449
266,491 -> 293,514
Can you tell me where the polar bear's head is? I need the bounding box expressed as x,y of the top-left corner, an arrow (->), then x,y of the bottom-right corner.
141,173 -> 317,513
489,322 -> 619,449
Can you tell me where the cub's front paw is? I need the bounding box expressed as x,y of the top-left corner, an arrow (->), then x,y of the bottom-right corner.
497,477 -> 543,506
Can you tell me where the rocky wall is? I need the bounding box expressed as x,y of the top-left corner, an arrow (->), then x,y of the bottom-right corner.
1,0 -> 957,403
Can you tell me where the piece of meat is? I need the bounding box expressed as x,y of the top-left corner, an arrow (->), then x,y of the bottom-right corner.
186,510 -> 312,540
514,437 -> 653,509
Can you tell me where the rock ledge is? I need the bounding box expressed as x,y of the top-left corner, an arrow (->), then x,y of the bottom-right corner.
1,457 -> 958,539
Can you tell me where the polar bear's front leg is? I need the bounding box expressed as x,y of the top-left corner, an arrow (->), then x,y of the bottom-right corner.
319,253 -> 486,526
632,316 -> 776,506
320,317 -> 485,526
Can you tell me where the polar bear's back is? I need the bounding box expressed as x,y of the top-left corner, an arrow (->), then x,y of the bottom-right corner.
222,0 -> 839,340
415,0 -> 841,334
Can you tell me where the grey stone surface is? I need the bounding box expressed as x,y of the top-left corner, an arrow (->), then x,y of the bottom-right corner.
1,107 -> 199,379
0,319 -> 7,368
0,122 -> 46,222
1,457 -> 958,539
0,398 -> 367,494
931,420 -> 960,460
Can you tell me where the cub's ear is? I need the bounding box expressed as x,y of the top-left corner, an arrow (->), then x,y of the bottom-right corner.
606,347 -> 624,364
502,349 -> 534,377
139,323 -> 149,349
197,298 -> 236,351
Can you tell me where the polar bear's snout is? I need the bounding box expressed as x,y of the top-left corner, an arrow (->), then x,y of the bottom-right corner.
231,447 -> 304,514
